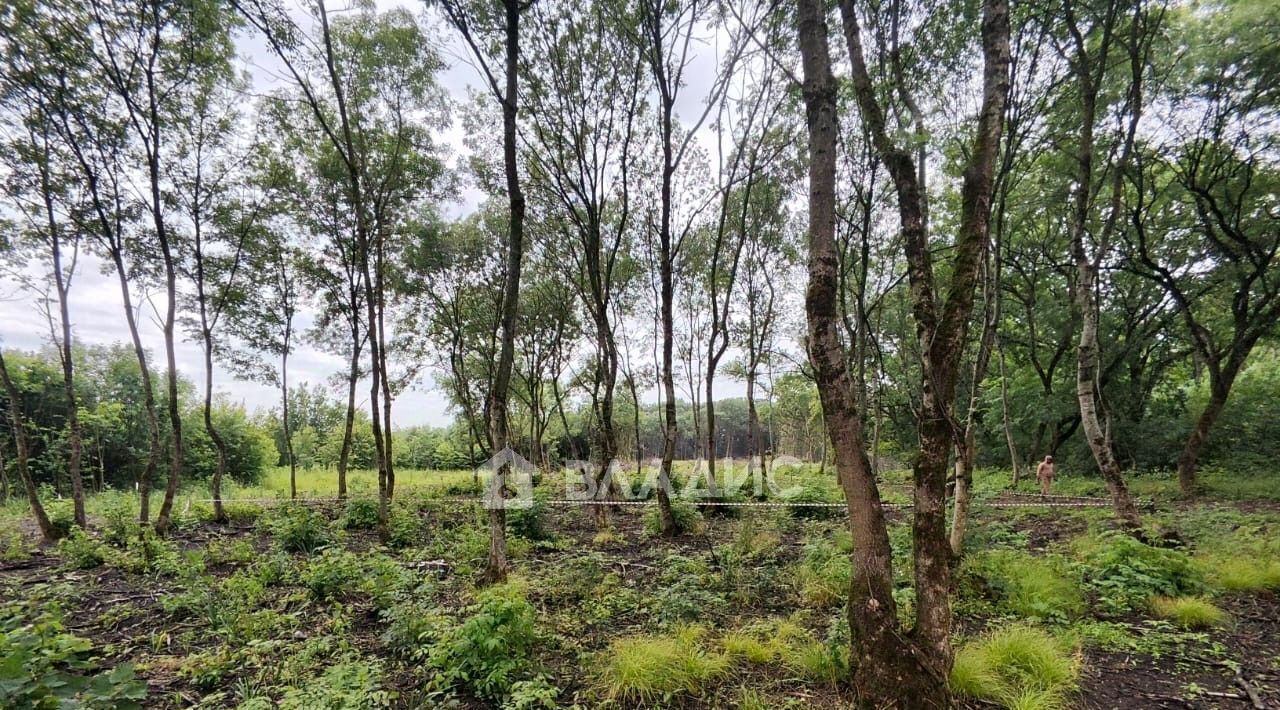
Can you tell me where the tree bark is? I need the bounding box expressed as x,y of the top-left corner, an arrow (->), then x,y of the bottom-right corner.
1063,0 -> 1143,532
0,351 -> 56,541
337,334 -> 360,500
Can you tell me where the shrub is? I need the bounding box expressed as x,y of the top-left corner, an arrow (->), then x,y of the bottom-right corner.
973,551 -> 1085,620
46,502 -> 76,540
951,626 -> 1079,709
644,497 -> 703,536
55,528 -> 106,569
426,581 -> 540,702
1076,532 -> 1202,612
1149,596 -> 1230,629
507,494 -> 551,541
101,499 -> 140,547
597,626 -> 730,705
264,505 -> 332,553
385,505 -> 422,549
342,498 -> 381,530
303,548 -> 365,601
205,537 -> 256,566
223,502 -> 264,524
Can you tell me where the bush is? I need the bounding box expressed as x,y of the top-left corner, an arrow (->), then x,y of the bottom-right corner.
951,626 -> 1079,709
597,626 -> 730,705
385,506 -> 422,549
972,551 -> 1085,620
264,505 -> 332,553
342,498 -> 381,530
1149,596 -> 1230,629
426,581 -> 540,702
507,494 -> 551,541
303,548 -> 366,601
1076,532 -> 1203,612
644,497 -> 702,536
46,502 -> 76,541
55,528 -> 106,569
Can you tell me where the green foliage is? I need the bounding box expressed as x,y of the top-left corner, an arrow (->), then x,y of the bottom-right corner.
970,550 -> 1085,620
596,626 -> 730,705
264,504 -> 332,553
951,626 -> 1079,710
793,538 -> 850,608
0,600 -> 148,708
55,528 -> 106,569
777,485 -> 841,519
1149,596 -> 1230,629
0,527 -> 32,563
341,498 -> 380,530
652,555 -> 726,625
1075,532 -> 1203,612
277,659 -> 393,709
385,505 -> 422,549
506,494 -> 550,541
424,581 -> 540,702
644,497 -> 702,536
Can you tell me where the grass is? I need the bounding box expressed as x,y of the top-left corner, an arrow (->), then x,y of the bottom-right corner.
951,626 -> 1080,710
1149,596 -> 1231,629
597,625 -> 731,705
971,550 -> 1086,620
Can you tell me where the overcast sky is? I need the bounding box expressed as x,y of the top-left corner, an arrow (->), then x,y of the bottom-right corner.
0,0 -> 749,430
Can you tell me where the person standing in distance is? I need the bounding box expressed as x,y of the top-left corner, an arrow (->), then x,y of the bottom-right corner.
1036,455 -> 1056,495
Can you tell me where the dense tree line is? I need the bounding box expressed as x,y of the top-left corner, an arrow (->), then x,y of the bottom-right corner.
1,0 -> 1276,703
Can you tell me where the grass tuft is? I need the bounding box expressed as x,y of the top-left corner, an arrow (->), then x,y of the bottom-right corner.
951,626 -> 1079,709
1149,596 -> 1230,629
1199,556 -> 1280,592
598,625 -> 729,705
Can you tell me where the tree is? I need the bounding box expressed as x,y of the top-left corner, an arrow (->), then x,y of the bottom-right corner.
521,0 -> 645,526
0,348 -> 55,541
439,0 -> 531,582
796,0 -> 1010,703
1124,0 -> 1280,495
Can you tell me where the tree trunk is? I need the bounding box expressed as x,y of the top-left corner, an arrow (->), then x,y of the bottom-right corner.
997,339 -> 1023,486
44,181 -> 86,529
482,0 -> 527,584
282,350 -> 297,500
796,4 -> 934,700
108,247 -> 162,524
1176,367 -> 1238,497
203,331 -> 229,523
337,336 -> 360,500
0,352 -> 55,541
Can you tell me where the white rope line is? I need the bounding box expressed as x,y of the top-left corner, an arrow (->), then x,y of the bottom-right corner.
182,496 -> 1122,510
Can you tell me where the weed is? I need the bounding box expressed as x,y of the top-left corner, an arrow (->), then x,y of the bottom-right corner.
0,600 -> 148,708
644,497 -> 703,536
793,538 -> 850,608
425,581 -> 540,702
1075,532 -> 1203,612
788,640 -> 848,684
205,537 -> 256,566
341,498 -> 381,530
597,625 -> 730,705
1198,556 -> 1280,592
1150,596 -> 1230,629
778,485 -> 841,519
277,658 -> 394,709
55,527 -> 106,569
507,494 -> 551,541
264,505 -> 332,553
